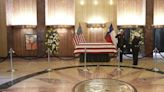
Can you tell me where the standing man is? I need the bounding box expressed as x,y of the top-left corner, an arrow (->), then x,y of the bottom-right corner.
115,29 -> 126,62
131,33 -> 141,65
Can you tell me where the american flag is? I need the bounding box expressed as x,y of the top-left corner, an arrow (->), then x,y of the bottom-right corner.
73,25 -> 86,46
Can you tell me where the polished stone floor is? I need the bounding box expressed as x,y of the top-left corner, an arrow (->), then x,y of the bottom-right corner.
74,78 -> 137,92
0,57 -> 163,92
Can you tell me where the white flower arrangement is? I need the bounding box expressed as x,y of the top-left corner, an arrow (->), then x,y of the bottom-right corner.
130,27 -> 145,54
130,28 -> 144,45
45,28 -> 60,55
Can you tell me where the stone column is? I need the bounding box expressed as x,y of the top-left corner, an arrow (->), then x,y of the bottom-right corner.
0,0 -> 7,57
37,0 -> 46,57
145,0 -> 154,57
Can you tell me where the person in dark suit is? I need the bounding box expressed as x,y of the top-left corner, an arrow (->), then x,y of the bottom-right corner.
131,34 -> 141,65
115,29 -> 126,62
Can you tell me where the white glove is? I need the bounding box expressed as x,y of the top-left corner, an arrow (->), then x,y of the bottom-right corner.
130,49 -> 132,52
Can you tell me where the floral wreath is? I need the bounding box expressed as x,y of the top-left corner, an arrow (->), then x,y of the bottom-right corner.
45,27 -> 60,55
130,27 -> 144,45
129,27 -> 145,54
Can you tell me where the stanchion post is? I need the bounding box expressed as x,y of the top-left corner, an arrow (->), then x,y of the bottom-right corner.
46,48 -> 52,71
117,48 -> 122,71
153,47 -> 160,72
7,48 -> 16,72
10,72 -> 14,85
83,47 -> 88,71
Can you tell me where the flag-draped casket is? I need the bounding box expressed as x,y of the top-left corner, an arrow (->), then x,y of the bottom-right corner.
73,24 -> 117,62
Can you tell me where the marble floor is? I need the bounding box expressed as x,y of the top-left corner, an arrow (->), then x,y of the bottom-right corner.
0,57 -> 163,92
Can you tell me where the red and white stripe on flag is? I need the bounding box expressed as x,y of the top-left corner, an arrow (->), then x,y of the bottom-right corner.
73,34 -> 86,46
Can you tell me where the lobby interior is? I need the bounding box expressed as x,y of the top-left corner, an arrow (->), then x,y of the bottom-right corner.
0,0 -> 164,92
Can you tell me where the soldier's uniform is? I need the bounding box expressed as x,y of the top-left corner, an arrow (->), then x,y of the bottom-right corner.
132,36 -> 141,65
115,31 -> 126,62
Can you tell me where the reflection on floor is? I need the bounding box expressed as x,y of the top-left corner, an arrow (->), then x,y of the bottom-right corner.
0,57 -> 163,92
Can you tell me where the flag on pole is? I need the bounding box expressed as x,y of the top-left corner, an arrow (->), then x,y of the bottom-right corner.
73,24 -> 86,45
105,24 -> 113,43
105,24 -> 117,46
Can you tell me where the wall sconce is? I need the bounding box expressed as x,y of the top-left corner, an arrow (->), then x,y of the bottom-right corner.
48,25 -> 74,29
22,25 -> 36,29
152,25 -> 164,28
87,23 -> 106,28
10,25 -> 36,29
93,0 -> 98,5
109,0 -> 113,5
117,25 -> 141,29
80,0 -> 85,6
9,25 -> 36,34
47,25 -> 74,34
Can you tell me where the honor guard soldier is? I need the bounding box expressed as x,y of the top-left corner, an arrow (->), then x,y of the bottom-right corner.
115,29 -> 126,62
131,33 -> 141,65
